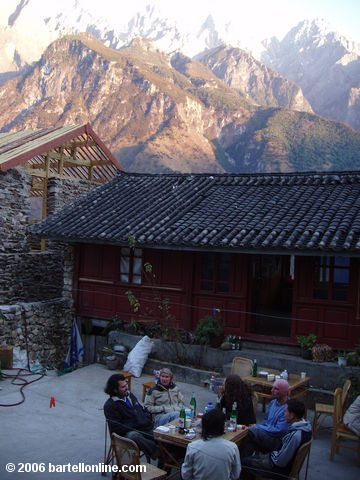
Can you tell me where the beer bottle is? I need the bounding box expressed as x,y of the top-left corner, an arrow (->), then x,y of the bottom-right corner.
252,359 -> 258,377
179,407 -> 186,430
230,402 -> 237,431
190,392 -> 197,417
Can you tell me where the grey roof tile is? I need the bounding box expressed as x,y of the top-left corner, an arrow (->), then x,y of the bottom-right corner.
31,171 -> 360,254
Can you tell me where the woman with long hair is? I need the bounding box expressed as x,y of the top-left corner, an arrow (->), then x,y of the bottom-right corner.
220,374 -> 256,426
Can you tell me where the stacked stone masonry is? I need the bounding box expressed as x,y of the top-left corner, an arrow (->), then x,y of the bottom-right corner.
0,298 -> 73,368
0,167 -> 96,363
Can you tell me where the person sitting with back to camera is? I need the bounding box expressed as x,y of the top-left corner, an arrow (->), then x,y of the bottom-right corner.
240,379 -> 289,457
103,373 -> 158,460
219,374 -> 256,426
181,409 -> 241,480
144,367 -> 184,427
241,399 -> 312,479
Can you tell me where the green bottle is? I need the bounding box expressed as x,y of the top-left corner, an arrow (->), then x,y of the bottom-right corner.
230,402 -> 237,431
190,392 -> 197,417
179,407 -> 186,429
252,359 -> 257,377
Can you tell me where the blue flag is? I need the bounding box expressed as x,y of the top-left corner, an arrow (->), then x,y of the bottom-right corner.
64,318 -> 84,369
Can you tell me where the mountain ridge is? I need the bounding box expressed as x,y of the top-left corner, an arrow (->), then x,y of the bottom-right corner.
1,34 -> 360,174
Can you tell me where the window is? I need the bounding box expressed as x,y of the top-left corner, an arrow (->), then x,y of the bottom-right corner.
120,248 -> 142,284
314,256 -> 350,301
200,253 -> 230,293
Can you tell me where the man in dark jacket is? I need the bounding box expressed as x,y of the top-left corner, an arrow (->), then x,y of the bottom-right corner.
241,399 -> 312,479
104,373 -> 158,459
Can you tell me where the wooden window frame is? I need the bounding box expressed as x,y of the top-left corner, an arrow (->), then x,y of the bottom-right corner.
200,252 -> 231,293
313,256 -> 350,302
120,247 -> 143,285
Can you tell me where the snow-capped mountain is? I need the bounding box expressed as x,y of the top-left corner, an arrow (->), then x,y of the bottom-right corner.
262,18 -> 360,129
1,3 -> 360,129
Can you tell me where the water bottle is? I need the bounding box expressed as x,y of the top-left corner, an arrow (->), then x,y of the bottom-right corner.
205,401 -> 214,413
209,374 -> 215,392
252,359 -> 258,377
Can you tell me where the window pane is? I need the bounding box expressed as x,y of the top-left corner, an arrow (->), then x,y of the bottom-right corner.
120,273 -> 129,282
201,253 -> 214,290
120,256 -> 130,274
122,247 -> 130,256
134,248 -> 142,257
334,257 -> 350,267
314,289 -> 328,300
332,290 -> 347,301
133,258 -> 142,275
217,282 -> 229,293
132,274 -> 141,285
333,268 -> 349,288
218,253 -> 230,282
200,280 -> 213,291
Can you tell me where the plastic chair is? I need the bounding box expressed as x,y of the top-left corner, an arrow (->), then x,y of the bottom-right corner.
111,433 -> 167,480
330,387 -> 360,465
231,357 -> 253,378
255,439 -> 312,480
313,379 -> 351,438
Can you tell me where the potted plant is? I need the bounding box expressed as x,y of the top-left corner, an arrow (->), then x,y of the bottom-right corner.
296,333 -> 317,359
195,315 -> 224,347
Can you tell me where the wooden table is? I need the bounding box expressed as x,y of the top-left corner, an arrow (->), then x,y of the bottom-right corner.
244,369 -> 310,416
154,419 -> 247,477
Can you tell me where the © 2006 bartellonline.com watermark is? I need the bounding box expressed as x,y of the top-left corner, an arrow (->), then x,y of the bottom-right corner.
5,462 -> 147,475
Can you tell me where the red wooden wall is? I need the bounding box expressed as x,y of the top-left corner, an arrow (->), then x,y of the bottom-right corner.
73,244 -> 360,348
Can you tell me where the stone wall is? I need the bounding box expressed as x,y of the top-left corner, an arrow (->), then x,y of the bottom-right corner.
0,170 -> 96,304
0,298 -> 73,368
0,168 -> 96,363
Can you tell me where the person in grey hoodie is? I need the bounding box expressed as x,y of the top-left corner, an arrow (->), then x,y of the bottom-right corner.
241,399 -> 312,479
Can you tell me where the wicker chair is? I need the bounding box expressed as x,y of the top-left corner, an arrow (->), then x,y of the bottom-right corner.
231,357 -> 253,378
330,387 -> 360,465
111,433 -> 167,480
313,379 -> 351,438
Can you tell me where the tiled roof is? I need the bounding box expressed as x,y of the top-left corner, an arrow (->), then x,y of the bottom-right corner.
31,171 -> 360,254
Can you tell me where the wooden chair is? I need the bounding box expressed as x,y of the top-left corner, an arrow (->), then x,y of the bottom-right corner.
330,387 -> 360,465
231,357 -> 253,378
111,433 -> 167,480
103,420 -> 115,476
313,379 -> 351,438
255,439 -> 312,480
142,380 -> 156,402
252,391 -> 259,417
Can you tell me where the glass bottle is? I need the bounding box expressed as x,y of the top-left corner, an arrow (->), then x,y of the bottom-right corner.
190,392 -> 197,417
179,407 -> 186,429
230,401 -> 237,431
252,359 -> 258,377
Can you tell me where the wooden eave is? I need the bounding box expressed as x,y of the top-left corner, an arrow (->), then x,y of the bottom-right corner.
0,123 -> 123,195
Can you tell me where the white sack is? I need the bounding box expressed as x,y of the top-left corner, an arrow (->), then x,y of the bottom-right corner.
123,335 -> 154,377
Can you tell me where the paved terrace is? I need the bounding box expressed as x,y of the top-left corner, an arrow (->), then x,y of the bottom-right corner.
0,364 -> 358,479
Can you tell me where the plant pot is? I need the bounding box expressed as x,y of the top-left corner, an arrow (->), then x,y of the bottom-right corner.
338,356 -> 347,367
106,355 -> 119,370
300,348 -> 312,360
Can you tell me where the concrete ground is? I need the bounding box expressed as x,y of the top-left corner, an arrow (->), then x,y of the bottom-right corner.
0,364 -> 358,479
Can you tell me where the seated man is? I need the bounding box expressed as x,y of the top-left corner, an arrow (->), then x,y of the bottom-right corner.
241,399 -> 312,479
144,367 -> 184,427
103,373 -> 158,459
241,379 -> 289,457
343,395 -> 360,436
181,409 -> 241,480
